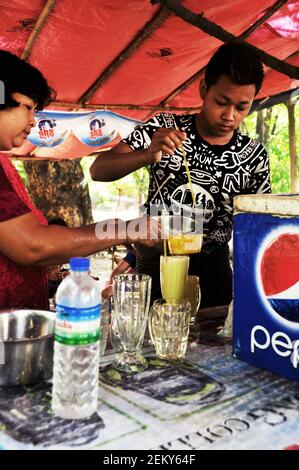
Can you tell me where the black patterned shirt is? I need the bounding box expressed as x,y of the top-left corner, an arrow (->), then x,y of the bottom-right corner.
123,113 -> 271,253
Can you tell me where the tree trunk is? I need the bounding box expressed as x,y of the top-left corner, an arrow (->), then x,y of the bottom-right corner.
264,108 -> 273,144
256,108 -> 273,147
287,101 -> 298,192
23,159 -> 93,227
256,110 -> 265,145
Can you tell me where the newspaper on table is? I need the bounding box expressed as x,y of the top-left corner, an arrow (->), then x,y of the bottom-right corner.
0,341 -> 299,450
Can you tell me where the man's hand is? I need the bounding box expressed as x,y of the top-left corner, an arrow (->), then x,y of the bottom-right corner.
146,128 -> 187,164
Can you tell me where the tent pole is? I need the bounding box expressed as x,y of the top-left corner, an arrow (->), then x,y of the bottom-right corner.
159,0 -> 290,105
152,0 -> 299,79
21,0 -> 56,61
77,6 -> 169,107
143,0 -> 290,120
52,101 -> 200,112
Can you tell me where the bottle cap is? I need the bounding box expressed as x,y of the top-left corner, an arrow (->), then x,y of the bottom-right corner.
70,257 -> 90,272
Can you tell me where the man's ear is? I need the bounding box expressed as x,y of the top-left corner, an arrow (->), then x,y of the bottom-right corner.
199,80 -> 207,100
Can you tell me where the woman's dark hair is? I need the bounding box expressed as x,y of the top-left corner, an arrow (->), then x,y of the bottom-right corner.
205,41 -> 264,95
0,50 -> 55,111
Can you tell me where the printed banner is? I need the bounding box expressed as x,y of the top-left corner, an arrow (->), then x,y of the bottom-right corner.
28,110 -> 142,149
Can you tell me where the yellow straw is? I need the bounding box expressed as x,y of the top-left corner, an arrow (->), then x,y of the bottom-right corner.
174,123 -> 196,208
151,172 -> 169,257
163,238 -> 167,257
161,211 -> 168,257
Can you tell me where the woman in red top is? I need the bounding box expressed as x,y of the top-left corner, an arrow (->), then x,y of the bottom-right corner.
0,51 -> 159,310
0,154 -> 49,309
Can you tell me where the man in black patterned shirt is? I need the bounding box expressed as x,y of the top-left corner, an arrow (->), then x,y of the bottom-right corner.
91,42 -> 271,308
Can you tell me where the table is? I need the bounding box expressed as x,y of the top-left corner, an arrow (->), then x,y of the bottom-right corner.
1,306 -> 299,450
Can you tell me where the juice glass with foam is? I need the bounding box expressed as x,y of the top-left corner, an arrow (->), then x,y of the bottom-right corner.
160,255 -> 189,302
160,215 -> 203,255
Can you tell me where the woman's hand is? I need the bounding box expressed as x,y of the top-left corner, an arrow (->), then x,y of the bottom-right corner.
126,216 -> 161,247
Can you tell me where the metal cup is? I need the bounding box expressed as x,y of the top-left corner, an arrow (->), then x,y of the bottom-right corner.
0,310 -> 55,387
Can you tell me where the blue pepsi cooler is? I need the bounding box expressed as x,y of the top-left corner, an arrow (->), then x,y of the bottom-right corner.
233,194 -> 299,382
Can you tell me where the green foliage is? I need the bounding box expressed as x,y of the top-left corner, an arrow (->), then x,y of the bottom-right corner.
80,156 -> 149,210
132,166 -> 150,197
244,102 -> 299,194
267,118 -> 292,194
12,160 -> 28,187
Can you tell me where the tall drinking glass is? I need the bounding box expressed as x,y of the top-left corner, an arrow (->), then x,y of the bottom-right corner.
160,255 -> 189,303
184,275 -> 201,325
112,274 -> 152,372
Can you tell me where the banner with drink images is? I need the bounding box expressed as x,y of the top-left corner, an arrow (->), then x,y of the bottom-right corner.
28,110 -> 142,149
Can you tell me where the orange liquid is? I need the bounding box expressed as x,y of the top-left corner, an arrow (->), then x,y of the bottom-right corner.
168,234 -> 203,255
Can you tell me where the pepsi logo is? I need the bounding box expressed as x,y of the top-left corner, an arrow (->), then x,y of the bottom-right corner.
258,229 -> 299,324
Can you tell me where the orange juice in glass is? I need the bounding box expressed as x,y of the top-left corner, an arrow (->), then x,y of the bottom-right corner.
160,255 -> 189,302
160,215 -> 203,255
168,232 -> 203,255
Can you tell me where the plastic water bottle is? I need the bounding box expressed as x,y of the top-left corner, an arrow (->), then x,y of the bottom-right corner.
52,257 -> 101,419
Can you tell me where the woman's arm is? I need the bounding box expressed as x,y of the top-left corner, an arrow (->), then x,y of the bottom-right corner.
0,212 -> 159,266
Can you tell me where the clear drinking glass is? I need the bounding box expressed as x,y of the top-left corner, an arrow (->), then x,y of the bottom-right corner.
160,255 -> 189,302
149,299 -> 191,360
112,274 -> 152,372
160,215 -> 203,255
184,275 -> 201,325
110,297 -> 123,353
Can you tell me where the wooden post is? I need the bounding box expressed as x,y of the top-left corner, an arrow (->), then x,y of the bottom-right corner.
287,101 -> 298,192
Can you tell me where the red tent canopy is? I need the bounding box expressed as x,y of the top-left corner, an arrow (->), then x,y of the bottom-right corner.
1,0 -> 298,159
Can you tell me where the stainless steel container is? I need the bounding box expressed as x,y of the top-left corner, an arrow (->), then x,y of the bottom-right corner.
0,310 -> 55,387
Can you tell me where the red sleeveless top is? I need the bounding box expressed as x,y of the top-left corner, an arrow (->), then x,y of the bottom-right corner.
0,155 -> 49,310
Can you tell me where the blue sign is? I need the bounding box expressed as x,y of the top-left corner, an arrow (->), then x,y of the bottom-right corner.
233,211 -> 299,382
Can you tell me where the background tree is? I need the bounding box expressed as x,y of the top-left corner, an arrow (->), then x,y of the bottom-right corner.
243,102 -> 298,193
23,159 -> 93,227
132,167 -> 150,210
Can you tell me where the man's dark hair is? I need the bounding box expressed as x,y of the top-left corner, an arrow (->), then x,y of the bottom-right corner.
205,41 -> 264,95
0,50 -> 55,111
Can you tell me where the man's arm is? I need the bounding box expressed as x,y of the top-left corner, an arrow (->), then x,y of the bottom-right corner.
90,141 -> 150,181
90,128 -> 186,182
0,212 -> 159,266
